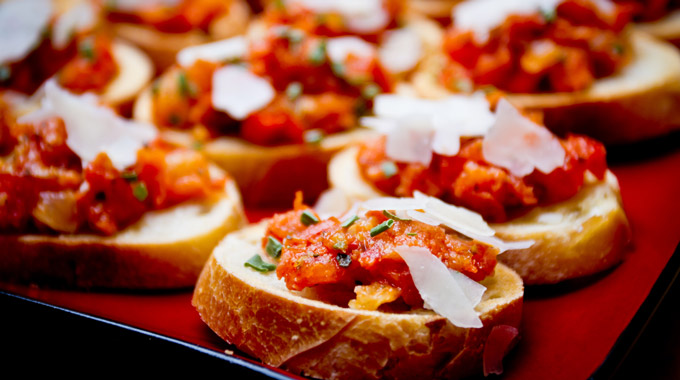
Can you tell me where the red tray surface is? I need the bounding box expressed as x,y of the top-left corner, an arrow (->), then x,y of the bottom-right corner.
2,148 -> 680,379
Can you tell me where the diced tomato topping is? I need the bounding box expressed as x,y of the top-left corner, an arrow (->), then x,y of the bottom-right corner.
358,134 -> 607,223
105,0 -> 232,33
58,35 -> 119,94
443,0 -> 633,93
266,206 -> 497,308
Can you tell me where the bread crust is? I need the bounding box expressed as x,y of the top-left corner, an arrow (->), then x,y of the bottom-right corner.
327,146 -> 631,285
637,10 -> 680,43
133,86 -> 379,206
101,40 -> 154,108
0,178 -> 246,289
411,29 -> 680,144
193,223 -> 524,380
106,0 -> 250,70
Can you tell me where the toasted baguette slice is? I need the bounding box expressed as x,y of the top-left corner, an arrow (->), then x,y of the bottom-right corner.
327,146 -> 631,285
101,40 -> 154,108
107,0 -> 250,70
193,222 -> 524,380
0,178 -> 245,289
411,30 -> 680,144
133,87 -> 378,206
407,0 -> 461,20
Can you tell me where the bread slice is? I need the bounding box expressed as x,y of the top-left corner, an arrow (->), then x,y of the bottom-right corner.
637,10 -> 680,43
0,178 -> 246,289
193,222 -> 524,380
327,146 -> 631,285
100,40 -> 154,108
106,0 -> 250,70
133,87 -> 379,206
411,30 -> 680,144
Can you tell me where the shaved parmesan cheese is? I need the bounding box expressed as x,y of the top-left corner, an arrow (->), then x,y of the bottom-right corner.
449,269 -> 487,306
177,36 -> 247,67
326,37 -> 375,65
287,0 -> 389,33
211,66 -> 275,120
417,191 -> 495,237
482,99 -> 565,177
373,94 -> 442,119
0,0 -> 52,65
453,0 -> 561,42
395,246 -> 484,328
384,116 -> 434,166
52,0 -> 96,49
314,188 -> 351,219
21,81 -> 157,170
379,28 -> 423,74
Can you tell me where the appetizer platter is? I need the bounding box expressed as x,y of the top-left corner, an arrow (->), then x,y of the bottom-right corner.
1,0 -> 680,379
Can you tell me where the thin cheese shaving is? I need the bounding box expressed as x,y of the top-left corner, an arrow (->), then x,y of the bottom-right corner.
176,36 -> 247,67
0,0 -> 52,65
326,37 -> 376,65
395,245 -> 484,328
19,81 -> 157,170
287,0 -> 389,33
52,0 -> 96,49
482,99 -> 565,177
453,0 -> 562,42
211,66 -> 275,120
379,28 -> 423,74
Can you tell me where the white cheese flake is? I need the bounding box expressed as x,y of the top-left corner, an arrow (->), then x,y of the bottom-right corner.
482,98 -> 565,177
19,81 -> 158,171
453,0 -> 562,42
395,246 -> 484,328
379,28 -> 423,74
326,37 -> 375,65
176,36 -> 247,67
286,0 -> 389,33
211,66 -> 275,120
52,0 -> 96,49
0,0 -> 52,65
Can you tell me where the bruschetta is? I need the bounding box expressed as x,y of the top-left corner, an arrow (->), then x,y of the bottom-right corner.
325,93 -> 631,284
409,0 -> 680,144
0,81 -> 245,288
102,0 -> 251,70
0,0 -> 153,109
193,194 -> 524,379
133,0 -> 440,206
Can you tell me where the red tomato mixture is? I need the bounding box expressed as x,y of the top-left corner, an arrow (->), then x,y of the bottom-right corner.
104,0 -> 233,33
614,0 -> 680,22
0,100 -> 224,235
263,194 -> 497,310
442,0 -> 634,93
0,34 -> 118,97
151,27 -> 392,145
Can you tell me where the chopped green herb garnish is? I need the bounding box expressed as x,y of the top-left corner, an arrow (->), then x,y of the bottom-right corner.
381,161 -> 398,178
192,141 -> 204,150
0,66 -> 10,81
151,80 -> 160,96
332,240 -> 347,251
286,81 -> 303,100
177,71 -> 196,98
273,0 -> 285,10
265,236 -> 283,258
370,219 -> 394,237
300,210 -> 320,226
407,232 -> 418,236
454,79 -> 473,93
361,83 -> 381,100
132,182 -> 148,202
168,114 -> 182,125
382,210 -> 410,222
245,254 -> 277,272
120,171 -> 138,182
303,129 -> 324,144
280,28 -> 304,46
613,43 -> 624,55
331,61 -> 345,77
79,39 -> 95,61
308,40 -> 327,66
341,215 -> 359,228
540,8 -> 556,23
336,253 -> 352,267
